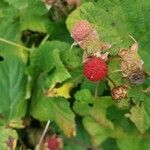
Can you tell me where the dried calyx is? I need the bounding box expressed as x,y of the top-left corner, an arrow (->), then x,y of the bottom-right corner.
119,40 -> 146,85
128,70 -> 146,85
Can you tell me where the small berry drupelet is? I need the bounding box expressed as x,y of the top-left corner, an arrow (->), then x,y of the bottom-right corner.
83,57 -> 108,82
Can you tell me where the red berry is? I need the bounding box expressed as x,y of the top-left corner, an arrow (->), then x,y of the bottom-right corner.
71,20 -> 93,42
46,135 -> 63,150
83,57 -> 108,82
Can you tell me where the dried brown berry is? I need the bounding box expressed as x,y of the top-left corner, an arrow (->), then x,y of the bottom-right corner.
111,85 -> 128,101
128,70 -> 146,85
119,42 -> 145,84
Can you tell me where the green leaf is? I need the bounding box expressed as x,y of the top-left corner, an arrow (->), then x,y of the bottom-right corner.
66,2 -> 131,55
74,89 -> 113,115
0,46 -> 28,127
48,20 -> 73,43
83,116 -> 114,146
128,85 -> 145,104
66,0 -> 149,55
81,80 -> 107,96
63,118 -> 91,150
139,32 -> 150,72
0,4 -> 21,42
28,41 -> 81,79
127,81 -> 150,133
74,89 -> 95,116
74,89 -> 114,146
101,138 -> 120,150
0,0 -> 49,42
3,0 -> 28,9
117,135 -> 150,150
30,84 -> 76,138
117,136 -> 141,150
0,126 -> 18,150
28,42 -> 72,84
29,42 -> 76,137
125,104 -> 150,134
107,106 -> 135,134
19,0 -> 49,32
108,58 -> 124,88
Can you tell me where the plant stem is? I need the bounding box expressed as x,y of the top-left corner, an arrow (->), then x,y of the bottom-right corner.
129,35 -> 137,43
0,38 -> 30,52
94,82 -> 99,97
106,76 -> 117,87
37,120 -> 51,148
40,34 -> 49,45
70,42 -> 78,52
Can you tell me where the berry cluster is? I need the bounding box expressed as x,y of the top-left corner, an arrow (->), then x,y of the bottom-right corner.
71,20 -> 147,101
71,20 -> 110,82
71,20 -> 111,57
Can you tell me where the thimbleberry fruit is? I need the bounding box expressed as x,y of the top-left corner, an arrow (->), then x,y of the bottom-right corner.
44,134 -> 63,150
83,57 -> 108,82
71,20 -> 94,42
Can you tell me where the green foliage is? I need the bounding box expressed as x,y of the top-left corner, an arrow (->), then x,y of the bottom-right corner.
127,79 -> 150,133
0,0 -> 150,149
29,42 -> 76,137
0,46 -> 28,127
74,90 -> 114,145
66,0 -> 150,55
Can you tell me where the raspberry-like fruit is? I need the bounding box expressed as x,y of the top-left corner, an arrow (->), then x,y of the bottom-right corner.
45,135 -> 63,150
71,20 -> 94,42
111,85 -> 128,101
83,57 -> 108,82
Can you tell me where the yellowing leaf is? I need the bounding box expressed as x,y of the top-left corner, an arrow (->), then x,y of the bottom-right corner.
46,82 -> 74,99
125,104 -> 150,134
8,119 -> 25,129
0,126 -> 18,150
